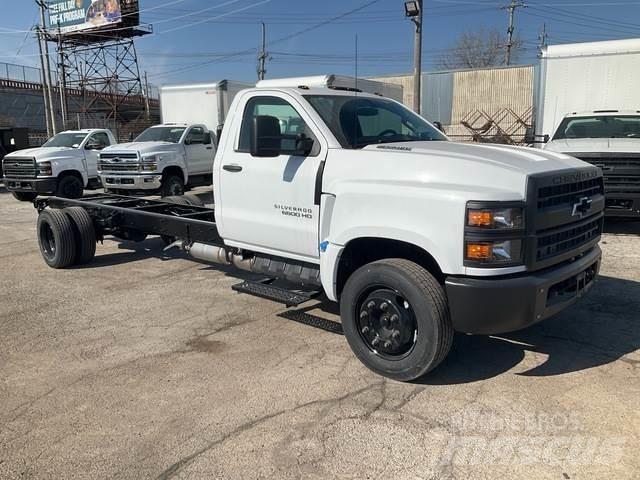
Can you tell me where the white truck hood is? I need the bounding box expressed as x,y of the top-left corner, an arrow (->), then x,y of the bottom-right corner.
4,147 -> 84,162
101,142 -> 181,155
544,137 -> 640,154
365,140 -> 589,174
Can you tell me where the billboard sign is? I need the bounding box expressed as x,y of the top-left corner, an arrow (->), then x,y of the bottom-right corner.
48,0 -> 133,35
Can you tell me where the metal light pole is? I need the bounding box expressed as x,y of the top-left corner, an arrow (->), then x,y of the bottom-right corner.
405,1 -> 423,114
37,0 -> 57,134
257,22 -> 268,81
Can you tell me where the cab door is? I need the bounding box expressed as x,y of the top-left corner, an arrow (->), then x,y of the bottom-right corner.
216,93 -> 326,262
84,132 -> 111,179
184,126 -> 214,175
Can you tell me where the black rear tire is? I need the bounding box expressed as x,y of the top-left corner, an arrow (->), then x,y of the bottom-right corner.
160,175 -> 184,197
340,258 -> 453,382
37,209 -> 77,268
12,192 -> 38,202
63,207 -> 97,265
56,175 -> 84,199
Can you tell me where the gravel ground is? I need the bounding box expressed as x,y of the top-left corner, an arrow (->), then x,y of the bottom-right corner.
0,186 -> 638,479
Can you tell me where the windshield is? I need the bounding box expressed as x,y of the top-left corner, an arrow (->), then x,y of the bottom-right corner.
134,126 -> 186,143
42,132 -> 88,148
304,95 -> 447,149
553,115 -> 640,140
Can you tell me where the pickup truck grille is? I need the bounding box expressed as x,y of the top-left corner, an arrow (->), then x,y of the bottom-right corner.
99,152 -> 139,173
573,154 -> 640,194
527,168 -> 605,270
2,157 -> 36,178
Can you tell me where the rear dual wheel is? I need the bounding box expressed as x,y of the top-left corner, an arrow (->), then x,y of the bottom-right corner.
37,207 -> 96,268
340,259 -> 453,382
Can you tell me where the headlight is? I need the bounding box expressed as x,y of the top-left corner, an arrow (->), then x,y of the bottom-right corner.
36,161 -> 52,176
464,201 -> 525,267
141,155 -> 160,171
467,205 -> 524,229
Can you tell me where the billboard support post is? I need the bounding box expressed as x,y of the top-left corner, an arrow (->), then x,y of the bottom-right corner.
35,25 -> 52,138
37,0 -> 57,135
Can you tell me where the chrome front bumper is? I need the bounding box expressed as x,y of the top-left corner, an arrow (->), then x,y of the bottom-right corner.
99,174 -> 162,190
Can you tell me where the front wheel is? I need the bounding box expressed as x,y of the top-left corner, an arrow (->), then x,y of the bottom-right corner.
160,175 -> 184,197
12,192 -> 38,202
340,259 -> 453,382
56,175 -> 84,199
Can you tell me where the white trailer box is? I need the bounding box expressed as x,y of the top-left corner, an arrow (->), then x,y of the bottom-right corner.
160,80 -> 250,130
535,38 -> 640,140
256,75 -> 404,102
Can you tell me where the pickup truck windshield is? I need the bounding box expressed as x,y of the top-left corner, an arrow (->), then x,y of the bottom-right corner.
305,95 -> 447,148
135,127 -> 186,143
553,115 -> 640,140
42,132 -> 88,148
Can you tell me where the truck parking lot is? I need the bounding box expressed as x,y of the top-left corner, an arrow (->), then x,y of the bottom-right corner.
0,186 -> 639,479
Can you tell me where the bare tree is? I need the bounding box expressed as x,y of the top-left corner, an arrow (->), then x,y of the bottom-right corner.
437,28 -> 521,70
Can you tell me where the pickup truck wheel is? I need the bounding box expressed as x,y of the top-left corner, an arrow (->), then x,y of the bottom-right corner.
340,259 -> 453,382
37,209 -> 77,268
160,175 -> 184,197
12,192 -> 38,202
57,175 -> 84,199
63,207 -> 96,265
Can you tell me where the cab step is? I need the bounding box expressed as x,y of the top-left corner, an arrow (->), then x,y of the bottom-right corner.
231,278 -> 320,307
277,310 -> 343,335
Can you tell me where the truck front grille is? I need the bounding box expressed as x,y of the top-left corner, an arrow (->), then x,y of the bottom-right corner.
527,168 -> 605,270
99,152 -> 140,173
574,155 -> 640,194
2,157 -> 36,178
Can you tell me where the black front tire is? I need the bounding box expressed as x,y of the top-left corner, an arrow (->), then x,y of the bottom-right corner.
63,207 -> 97,265
160,175 -> 185,197
37,209 -> 77,268
56,175 -> 84,199
340,259 -> 454,382
12,192 -> 38,202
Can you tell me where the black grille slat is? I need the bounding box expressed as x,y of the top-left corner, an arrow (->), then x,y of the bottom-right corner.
577,156 -> 640,194
3,157 -> 36,178
98,163 -> 139,172
536,216 -> 602,261
99,152 -> 138,159
537,178 -> 604,209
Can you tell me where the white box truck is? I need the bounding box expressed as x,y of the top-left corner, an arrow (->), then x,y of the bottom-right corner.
257,74 -> 403,102
98,80 -> 249,196
535,38 -> 640,217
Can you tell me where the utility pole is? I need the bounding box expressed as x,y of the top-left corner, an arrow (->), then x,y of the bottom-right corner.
57,25 -> 68,129
143,71 -> 151,120
537,23 -> 548,57
37,0 -> 57,134
35,25 -> 52,137
257,22 -> 267,81
501,0 -> 526,66
405,0 -> 423,114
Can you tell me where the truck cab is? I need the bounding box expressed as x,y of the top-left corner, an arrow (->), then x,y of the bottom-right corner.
2,129 -> 115,201
544,110 -> 640,217
98,123 -> 215,196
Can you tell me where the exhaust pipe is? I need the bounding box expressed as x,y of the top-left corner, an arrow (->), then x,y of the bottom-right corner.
186,242 -> 252,271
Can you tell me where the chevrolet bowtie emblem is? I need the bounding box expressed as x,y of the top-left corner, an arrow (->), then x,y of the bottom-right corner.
572,196 -> 593,218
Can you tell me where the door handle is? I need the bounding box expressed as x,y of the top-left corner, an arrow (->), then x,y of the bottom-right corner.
223,164 -> 243,172
206,146 -> 213,150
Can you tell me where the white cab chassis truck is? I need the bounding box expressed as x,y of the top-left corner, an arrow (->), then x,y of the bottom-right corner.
534,38 -> 640,217
33,85 -> 604,381
2,129 -> 115,201
98,80 -> 247,196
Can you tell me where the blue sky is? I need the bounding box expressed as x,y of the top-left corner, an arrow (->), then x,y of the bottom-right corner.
1,0 -> 639,86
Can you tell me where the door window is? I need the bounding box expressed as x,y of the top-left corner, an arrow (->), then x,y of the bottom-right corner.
238,96 -> 319,156
87,132 -> 110,149
186,127 -> 206,144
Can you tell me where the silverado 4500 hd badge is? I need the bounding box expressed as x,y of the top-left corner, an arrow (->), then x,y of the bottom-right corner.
274,204 -> 313,219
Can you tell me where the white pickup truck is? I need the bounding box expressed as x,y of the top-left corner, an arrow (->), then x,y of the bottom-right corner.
33,85 -> 604,381
544,110 -> 640,218
2,129 -> 115,201
98,124 -> 216,197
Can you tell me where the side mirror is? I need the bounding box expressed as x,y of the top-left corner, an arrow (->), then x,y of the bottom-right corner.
294,134 -> 314,156
524,127 -> 535,144
86,143 -> 102,151
251,115 -> 282,157
543,134 -> 550,143
433,121 -> 445,134
204,132 -> 212,145
216,124 -> 224,145
184,137 -> 192,145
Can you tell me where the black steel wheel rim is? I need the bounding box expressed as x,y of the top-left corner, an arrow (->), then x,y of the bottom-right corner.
40,222 -> 56,259
356,287 -> 418,360
64,178 -> 83,198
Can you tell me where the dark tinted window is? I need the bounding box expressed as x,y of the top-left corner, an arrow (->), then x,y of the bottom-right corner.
553,115 -> 640,140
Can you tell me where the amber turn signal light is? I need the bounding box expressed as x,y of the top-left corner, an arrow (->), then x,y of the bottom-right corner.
467,210 -> 494,227
466,243 -> 492,260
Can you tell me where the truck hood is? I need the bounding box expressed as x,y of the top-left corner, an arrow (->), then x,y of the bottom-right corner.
365,140 -> 589,175
4,147 -> 82,162
102,142 -> 181,155
544,137 -> 640,154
